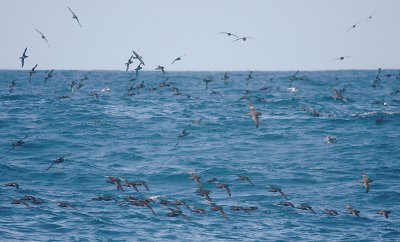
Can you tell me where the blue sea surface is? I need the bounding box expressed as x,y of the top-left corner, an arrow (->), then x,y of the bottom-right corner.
0,70 -> 399,241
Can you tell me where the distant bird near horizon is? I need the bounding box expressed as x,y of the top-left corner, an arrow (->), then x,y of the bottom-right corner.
9,80 -> 17,93
34,28 -> 50,47
19,47 -> 28,68
68,6 -> 82,28
171,55 -> 185,65
155,65 -> 165,76
346,12 -> 376,32
330,56 -> 352,61
44,69 -> 54,84
28,64 -> 38,82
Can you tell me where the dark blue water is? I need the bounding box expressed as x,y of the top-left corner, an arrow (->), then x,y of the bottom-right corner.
1,70 -> 399,241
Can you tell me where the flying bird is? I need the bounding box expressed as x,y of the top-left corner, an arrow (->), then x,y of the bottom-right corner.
47,153 -> 72,171
9,80 -> 17,93
219,32 -> 239,38
361,173 -> 373,193
125,56 -> 133,71
233,36 -> 254,42
247,103 -> 261,128
19,47 -> 28,68
155,65 -> 165,76
35,28 -> 50,47
171,55 -> 185,64
28,64 -> 38,82
346,21 -> 362,32
330,56 -> 352,62
68,7 -> 82,28
44,69 -> 54,84
132,50 -> 145,66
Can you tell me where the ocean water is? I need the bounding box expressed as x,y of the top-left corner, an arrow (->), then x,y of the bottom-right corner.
0,70 -> 399,241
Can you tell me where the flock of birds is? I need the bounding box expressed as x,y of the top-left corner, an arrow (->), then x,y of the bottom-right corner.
3,6 -> 399,223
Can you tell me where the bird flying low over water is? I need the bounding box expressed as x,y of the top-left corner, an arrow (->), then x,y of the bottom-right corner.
125,56 -> 133,71
361,173 -> 373,193
7,135 -> 29,152
155,65 -> 165,76
68,7 -> 82,28
247,103 -> 261,128
47,153 -> 72,171
376,210 -> 391,219
9,80 -> 17,93
171,54 -> 185,64
35,28 -> 50,47
28,64 -> 38,82
44,69 -> 54,84
19,47 -> 28,68
132,50 -> 145,66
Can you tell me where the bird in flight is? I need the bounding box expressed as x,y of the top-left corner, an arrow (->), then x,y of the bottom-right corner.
219,32 -> 239,38
125,55 -> 133,71
35,28 -> 50,47
19,47 -> 28,68
171,54 -> 185,64
28,64 -> 38,83
44,69 -> 54,84
155,65 -> 165,76
330,56 -> 352,61
68,7 -> 82,28
233,36 -> 254,42
132,50 -> 145,66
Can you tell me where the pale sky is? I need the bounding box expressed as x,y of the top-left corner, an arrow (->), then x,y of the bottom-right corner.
1,0 -> 399,71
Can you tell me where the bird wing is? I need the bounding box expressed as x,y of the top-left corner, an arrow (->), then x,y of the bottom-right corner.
278,190 -> 288,200
252,116 -> 259,128
75,18 -> 83,28
68,7 -> 76,16
245,177 -> 254,185
35,28 -> 43,35
224,186 -> 232,197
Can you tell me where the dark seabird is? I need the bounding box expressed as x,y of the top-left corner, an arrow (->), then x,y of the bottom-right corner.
155,65 -> 165,76
207,178 -> 218,183
8,80 -> 16,93
171,54 -> 185,64
58,201 -> 77,209
195,189 -> 212,202
230,205 -> 244,211
236,175 -> 254,185
81,72 -> 91,81
171,200 -> 191,210
5,182 -> 19,189
35,28 -> 50,47
47,153 -> 72,171
188,171 -> 202,187
11,199 -> 31,208
222,72 -> 230,83
216,183 -> 231,197
247,103 -> 261,128
134,63 -> 142,78
332,88 -> 348,102
91,196 -> 118,202
269,186 -> 288,200
245,71 -> 253,86
243,206 -> 258,213
166,208 -> 189,220
44,69 -> 54,84
28,64 -> 38,82
210,203 -> 228,219
346,22 -> 362,32
90,91 -> 100,100
132,50 -> 145,66
203,78 -> 213,90
278,201 -> 294,207
219,32 -> 239,38
8,135 -> 28,152
125,55 -> 133,71
233,36 -> 254,42
325,135 -> 336,144
324,209 -> 339,216
106,176 -> 124,191
376,210 -> 391,219
331,56 -> 352,61
176,128 -> 189,147
19,47 -> 28,68
123,180 -> 139,192
68,7 -> 82,28
21,195 -> 44,204
58,95 -> 70,100
191,207 -> 206,214
345,204 -> 360,216
297,203 -> 317,214
361,173 -> 373,193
